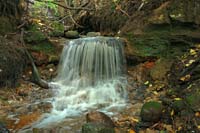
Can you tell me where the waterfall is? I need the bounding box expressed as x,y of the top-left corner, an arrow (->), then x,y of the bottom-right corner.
45,37 -> 127,124
56,37 -> 126,87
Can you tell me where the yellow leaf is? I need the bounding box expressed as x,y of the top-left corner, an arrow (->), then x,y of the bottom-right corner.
198,125 -> 200,129
144,81 -> 149,85
195,112 -> 200,117
174,98 -> 182,101
190,49 -> 196,55
180,74 -> 191,81
131,118 -> 139,122
129,129 -> 136,133
178,126 -> 182,131
171,110 -> 174,116
185,60 -> 195,67
153,91 -> 158,95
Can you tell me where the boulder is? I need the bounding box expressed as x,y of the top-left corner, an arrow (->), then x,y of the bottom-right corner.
86,111 -> 115,127
140,101 -> 163,122
150,58 -> 173,81
64,30 -> 79,39
86,32 -> 101,37
82,111 -> 115,133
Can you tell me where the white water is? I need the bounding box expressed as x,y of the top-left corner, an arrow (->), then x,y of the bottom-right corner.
36,37 -> 127,127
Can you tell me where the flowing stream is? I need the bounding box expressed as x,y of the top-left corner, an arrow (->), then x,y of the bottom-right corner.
36,37 -> 128,127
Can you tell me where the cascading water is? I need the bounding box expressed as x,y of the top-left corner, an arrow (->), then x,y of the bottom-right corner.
37,37 -> 127,126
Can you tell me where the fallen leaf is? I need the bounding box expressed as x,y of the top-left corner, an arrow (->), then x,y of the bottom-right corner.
129,129 -> 136,133
180,74 -> 191,81
153,91 -> 158,95
171,110 -> 174,116
190,49 -> 197,55
174,98 -> 182,101
178,126 -> 182,131
195,112 -> 200,117
130,117 -> 139,123
144,81 -> 149,85
185,60 -> 195,67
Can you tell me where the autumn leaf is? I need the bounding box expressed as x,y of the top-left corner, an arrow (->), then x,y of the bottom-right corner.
171,110 -> 174,116
180,74 -> 191,81
190,49 -> 197,55
129,129 -> 136,133
174,98 -> 182,101
185,60 -> 195,67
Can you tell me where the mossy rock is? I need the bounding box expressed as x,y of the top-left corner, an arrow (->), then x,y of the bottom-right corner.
186,93 -> 200,111
140,101 -> 163,122
64,30 -> 79,39
82,122 -> 115,133
24,24 -> 47,43
86,32 -> 101,37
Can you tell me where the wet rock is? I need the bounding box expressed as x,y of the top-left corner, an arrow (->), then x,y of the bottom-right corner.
86,111 -> 115,127
82,122 -> 115,133
86,32 -> 101,37
140,101 -> 163,122
64,31 -> 79,39
0,122 -> 9,133
28,102 -> 52,113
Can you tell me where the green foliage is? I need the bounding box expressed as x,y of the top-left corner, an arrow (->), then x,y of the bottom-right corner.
48,21 -> 64,37
31,41 -> 55,54
33,0 -> 59,16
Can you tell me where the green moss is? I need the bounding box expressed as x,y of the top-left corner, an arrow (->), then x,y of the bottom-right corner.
48,21 -> 64,37
186,92 -> 200,111
30,41 -> 55,54
124,24 -> 194,58
24,24 -> 47,43
140,101 -> 163,122
142,101 -> 162,110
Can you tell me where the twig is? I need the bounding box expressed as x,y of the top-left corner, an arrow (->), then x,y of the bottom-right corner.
67,10 -> 84,28
114,3 -> 130,18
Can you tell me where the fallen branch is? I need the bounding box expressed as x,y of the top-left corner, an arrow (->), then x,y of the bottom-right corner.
20,28 -> 49,89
